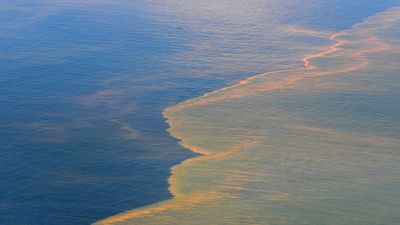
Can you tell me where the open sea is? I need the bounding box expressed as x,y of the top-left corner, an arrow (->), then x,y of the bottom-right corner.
1,1 -> 400,224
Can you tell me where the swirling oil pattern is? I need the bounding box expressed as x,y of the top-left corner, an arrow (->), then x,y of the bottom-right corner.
1,1 -> 400,225
96,7 -> 400,225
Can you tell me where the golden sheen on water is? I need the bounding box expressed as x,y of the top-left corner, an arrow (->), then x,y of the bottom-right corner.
96,7 -> 400,225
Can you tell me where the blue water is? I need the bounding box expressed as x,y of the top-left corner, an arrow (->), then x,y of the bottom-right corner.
1,1 -> 399,224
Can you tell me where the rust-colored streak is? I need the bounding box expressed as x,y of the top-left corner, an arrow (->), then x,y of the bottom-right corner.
171,33 -> 391,111
303,32 -> 347,70
95,139 -> 259,225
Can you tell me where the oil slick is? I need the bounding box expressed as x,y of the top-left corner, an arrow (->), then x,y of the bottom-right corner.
96,7 -> 400,225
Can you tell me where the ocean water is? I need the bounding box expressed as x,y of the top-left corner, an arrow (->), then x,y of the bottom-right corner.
98,6 -> 400,225
1,1 -> 399,225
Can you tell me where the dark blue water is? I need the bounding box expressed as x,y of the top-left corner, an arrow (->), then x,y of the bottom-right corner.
1,1 -> 399,224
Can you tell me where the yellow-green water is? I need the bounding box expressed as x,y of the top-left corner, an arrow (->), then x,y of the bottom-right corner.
96,7 -> 400,225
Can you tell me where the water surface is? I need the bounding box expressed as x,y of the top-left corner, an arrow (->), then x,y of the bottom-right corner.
98,7 -> 400,225
1,1 -> 399,224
